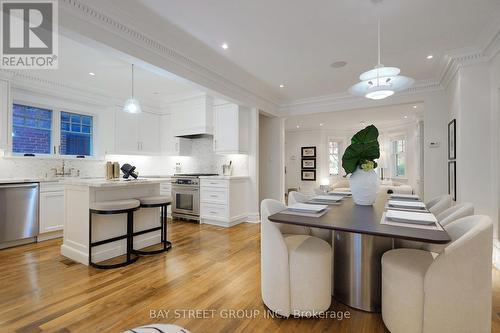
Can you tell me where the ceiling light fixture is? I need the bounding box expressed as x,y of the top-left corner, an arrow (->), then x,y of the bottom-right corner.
123,64 -> 142,114
404,115 -> 408,119
279,84 -> 285,88
426,55 -> 434,60
296,125 -> 300,129
349,18 -> 414,100
413,105 -> 418,109
221,43 -> 228,50
320,123 -> 324,126
89,72 -> 95,76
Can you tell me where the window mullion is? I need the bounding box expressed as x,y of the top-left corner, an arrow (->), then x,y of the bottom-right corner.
53,109 -> 61,156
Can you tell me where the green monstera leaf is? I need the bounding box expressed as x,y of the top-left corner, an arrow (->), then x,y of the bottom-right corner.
351,125 -> 379,144
342,125 -> 380,175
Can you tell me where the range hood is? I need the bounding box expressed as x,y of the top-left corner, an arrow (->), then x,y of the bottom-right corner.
176,133 -> 213,139
171,95 -> 214,138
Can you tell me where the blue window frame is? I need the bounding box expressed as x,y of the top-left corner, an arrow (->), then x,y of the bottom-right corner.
60,111 -> 93,156
12,104 -> 52,154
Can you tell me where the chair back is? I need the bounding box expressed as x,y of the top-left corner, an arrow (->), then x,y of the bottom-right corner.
426,194 -> 452,215
422,203 -> 475,253
423,215 -> 492,332
436,202 -> 474,227
288,191 -> 308,206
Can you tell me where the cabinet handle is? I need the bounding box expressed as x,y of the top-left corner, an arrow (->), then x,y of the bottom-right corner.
210,194 -> 218,197
209,211 -> 218,214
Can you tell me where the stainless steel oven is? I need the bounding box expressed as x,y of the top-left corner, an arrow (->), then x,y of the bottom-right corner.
171,174 -> 218,221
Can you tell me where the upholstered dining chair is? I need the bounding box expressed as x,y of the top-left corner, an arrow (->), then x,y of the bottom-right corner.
260,199 -> 332,317
382,215 -> 493,333
288,191 -> 332,244
331,180 -> 350,191
425,194 -> 452,215
396,202 -> 474,250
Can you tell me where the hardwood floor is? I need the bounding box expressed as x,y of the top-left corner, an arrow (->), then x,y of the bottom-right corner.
0,220 -> 499,333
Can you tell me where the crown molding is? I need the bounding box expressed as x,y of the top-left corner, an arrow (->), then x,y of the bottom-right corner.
279,79 -> 441,116
59,0 -> 282,114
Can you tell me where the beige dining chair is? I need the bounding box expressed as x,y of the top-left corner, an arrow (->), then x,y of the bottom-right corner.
396,202 -> 474,250
426,194 -> 452,215
382,215 -> 493,333
288,191 -> 332,244
260,199 -> 332,317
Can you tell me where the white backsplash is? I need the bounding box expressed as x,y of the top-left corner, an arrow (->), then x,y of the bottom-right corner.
0,137 -> 248,179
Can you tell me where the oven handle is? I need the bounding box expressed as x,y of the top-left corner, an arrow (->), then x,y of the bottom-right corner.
172,186 -> 199,191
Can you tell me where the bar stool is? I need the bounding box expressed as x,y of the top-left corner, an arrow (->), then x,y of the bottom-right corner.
132,195 -> 172,255
89,199 -> 141,269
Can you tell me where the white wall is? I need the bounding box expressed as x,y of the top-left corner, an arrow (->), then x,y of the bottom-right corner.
259,114 -> 285,202
285,123 -> 420,195
445,60 -> 498,237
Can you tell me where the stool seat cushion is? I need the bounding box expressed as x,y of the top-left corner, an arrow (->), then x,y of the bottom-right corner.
139,195 -> 172,205
90,199 -> 140,212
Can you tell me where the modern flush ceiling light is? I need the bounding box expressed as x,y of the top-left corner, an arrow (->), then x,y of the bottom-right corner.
123,64 -> 142,114
349,18 -> 414,100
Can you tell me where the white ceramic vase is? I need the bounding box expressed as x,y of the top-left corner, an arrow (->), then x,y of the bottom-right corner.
349,167 -> 379,205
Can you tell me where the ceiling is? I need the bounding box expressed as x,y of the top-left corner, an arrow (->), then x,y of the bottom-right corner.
139,0 -> 500,101
284,103 -> 423,131
16,35 -> 202,107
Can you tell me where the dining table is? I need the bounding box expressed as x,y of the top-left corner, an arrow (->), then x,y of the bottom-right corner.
268,192 -> 451,313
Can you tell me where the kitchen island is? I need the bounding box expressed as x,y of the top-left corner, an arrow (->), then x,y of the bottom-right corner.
60,178 -> 168,266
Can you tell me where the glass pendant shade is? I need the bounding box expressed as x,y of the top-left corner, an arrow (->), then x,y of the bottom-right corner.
123,98 -> 142,114
123,64 -> 142,113
349,18 -> 414,100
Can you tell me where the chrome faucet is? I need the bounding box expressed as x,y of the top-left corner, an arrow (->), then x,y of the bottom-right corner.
51,160 -> 79,177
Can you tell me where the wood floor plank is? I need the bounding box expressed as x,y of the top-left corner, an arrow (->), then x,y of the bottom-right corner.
0,220 -> 498,333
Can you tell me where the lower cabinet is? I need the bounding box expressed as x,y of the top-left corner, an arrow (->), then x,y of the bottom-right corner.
200,177 -> 249,227
160,180 -> 172,217
39,182 -> 64,241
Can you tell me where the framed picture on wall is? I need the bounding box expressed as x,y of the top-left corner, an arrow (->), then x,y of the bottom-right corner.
448,161 -> 456,201
301,170 -> 316,181
301,146 -> 316,157
448,119 -> 456,160
301,158 -> 316,169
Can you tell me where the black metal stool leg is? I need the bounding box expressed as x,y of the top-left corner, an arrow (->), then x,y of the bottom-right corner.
132,203 -> 172,255
89,207 -> 139,269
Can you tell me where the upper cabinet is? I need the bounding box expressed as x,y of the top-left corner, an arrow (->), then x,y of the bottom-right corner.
114,110 -> 160,155
170,95 -> 214,137
213,103 -> 249,154
160,114 -> 192,156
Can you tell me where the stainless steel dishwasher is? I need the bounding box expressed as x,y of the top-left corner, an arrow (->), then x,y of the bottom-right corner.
0,183 -> 39,248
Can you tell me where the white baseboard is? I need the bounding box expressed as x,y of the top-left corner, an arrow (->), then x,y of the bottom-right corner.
493,239 -> 500,270
202,215 -> 247,228
61,234 -> 161,266
37,230 -> 63,242
246,213 -> 260,223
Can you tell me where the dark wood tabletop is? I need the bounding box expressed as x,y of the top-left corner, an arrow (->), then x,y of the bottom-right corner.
269,193 -> 451,244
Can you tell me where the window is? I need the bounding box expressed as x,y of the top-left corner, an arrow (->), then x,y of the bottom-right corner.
328,139 -> 341,175
11,104 -> 95,157
12,104 -> 53,154
391,138 -> 406,177
60,112 -> 93,156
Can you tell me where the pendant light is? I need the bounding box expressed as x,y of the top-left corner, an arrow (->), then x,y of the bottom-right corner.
123,64 -> 142,113
349,18 -> 414,100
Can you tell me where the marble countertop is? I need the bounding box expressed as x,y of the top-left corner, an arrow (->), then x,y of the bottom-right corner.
198,175 -> 250,180
0,177 -> 171,186
60,177 -> 170,187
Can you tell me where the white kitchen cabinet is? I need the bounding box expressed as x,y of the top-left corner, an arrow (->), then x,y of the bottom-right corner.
199,177 -> 249,227
114,110 -> 160,155
138,112 -> 160,154
170,95 -> 213,137
160,114 -> 192,156
213,103 -> 249,154
38,182 -> 64,241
